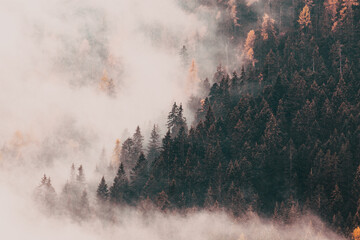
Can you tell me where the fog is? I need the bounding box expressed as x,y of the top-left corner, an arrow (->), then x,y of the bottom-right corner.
0,172 -> 345,240
0,0 -> 345,239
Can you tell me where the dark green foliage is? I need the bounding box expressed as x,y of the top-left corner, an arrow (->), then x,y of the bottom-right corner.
53,0 -> 360,234
112,0 -> 359,233
167,102 -> 188,138
96,176 -> 109,202
133,126 -> 144,158
110,163 -> 129,204
147,125 -> 161,165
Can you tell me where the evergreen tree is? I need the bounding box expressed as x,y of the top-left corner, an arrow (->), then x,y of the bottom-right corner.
147,125 -> 161,164
130,153 -> 148,197
110,163 -> 128,203
96,176 -> 109,202
77,165 -> 85,183
120,138 -> 136,172
133,126 -> 144,158
156,190 -> 170,211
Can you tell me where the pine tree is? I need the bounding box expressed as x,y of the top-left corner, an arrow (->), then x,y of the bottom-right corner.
120,138 -> 136,172
147,125 -> 160,165
244,30 -> 256,66
167,102 -> 179,132
204,186 -> 216,208
352,165 -> 360,205
110,139 -> 121,170
99,70 -> 116,97
79,190 -> 90,218
352,226 -> 360,240
70,163 -> 76,182
34,174 -> 57,212
298,4 -> 312,30
167,102 -> 187,138
110,163 -> 128,203
133,126 -> 144,158
97,147 -> 108,173
77,165 -> 85,183
130,153 -> 148,197
331,183 -> 344,213
156,190 -> 170,211
96,176 -> 109,202
204,106 -> 215,131
180,45 -> 189,68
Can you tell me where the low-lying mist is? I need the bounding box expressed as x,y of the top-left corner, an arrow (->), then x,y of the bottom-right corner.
0,167 -> 345,240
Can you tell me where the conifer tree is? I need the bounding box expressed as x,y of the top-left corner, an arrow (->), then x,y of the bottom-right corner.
156,190 -> 170,211
120,138 -> 136,172
298,4 -> 312,29
77,165 -> 85,183
147,125 -> 160,164
130,153 -> 148,197
133,126 -> 144,158
110,163 -> 128,203
96,176 -> 109,202
110,139 -> 121,170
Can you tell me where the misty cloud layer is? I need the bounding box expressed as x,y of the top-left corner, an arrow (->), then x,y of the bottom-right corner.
0,175 -> 346,240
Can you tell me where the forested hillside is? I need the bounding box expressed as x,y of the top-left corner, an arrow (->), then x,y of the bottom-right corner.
35,0 -> 360,238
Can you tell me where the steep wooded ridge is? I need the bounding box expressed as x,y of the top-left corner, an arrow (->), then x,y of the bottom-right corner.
36,0 -> 360,238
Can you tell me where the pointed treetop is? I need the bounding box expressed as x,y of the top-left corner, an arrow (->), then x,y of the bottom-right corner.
298,4 -> 312,29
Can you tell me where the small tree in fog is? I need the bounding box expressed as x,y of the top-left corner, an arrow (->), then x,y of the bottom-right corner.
34,174 -> 57,213
133,126 -> 144,159
120,138 -> 136,172
79,190 -> 91,218
147,124 -> 160,165
70,163 -> 76,182
110,139 -> 121,170
77,165 -> 85,183
156,190 -> 170,211
97,176 -> 109,202
110,163 -> 129,203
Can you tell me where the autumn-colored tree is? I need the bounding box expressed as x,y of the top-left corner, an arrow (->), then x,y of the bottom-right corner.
353,227 -> 360,240
298,5 -> 312,29
110,139 -> 121,170
186,59 -> 200,95
228,0 -> 239,29
324,0 -> 340,24
244,30 -> 256,66
98,69 -> 116,97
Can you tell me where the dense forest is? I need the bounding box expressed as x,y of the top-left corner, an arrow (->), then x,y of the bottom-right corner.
36,0 -> 360,238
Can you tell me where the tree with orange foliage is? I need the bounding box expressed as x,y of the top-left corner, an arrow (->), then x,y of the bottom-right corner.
110,139 -> 121,170
353,226 -> 360,240
244,30 -> 256,67
186,59 -> 200,95
228,0 -> 239,28
324,0 -> 340,23
99,70 -> 116,97
298,4 -> 312,30
335,0 -> 359,35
